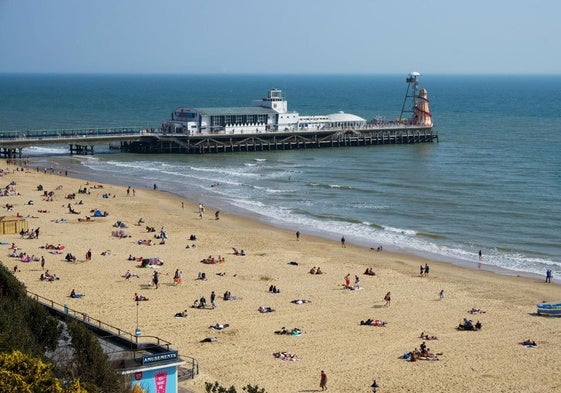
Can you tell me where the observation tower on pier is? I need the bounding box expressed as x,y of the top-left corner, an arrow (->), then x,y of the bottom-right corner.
400,72 -> 433,127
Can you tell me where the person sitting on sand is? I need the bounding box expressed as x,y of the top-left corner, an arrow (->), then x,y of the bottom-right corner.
174,310 -> 189,318
458,318 -> 481,331
344,274 -> 351,288
309,267 -> 317,274
316,267 -> 323,274
364,267 -> 376,276
521,339 -> 537,347
198,296 -> 207,309
70,289 -> 84,298
223,290 -> 237,301
134,293 -> 149,301
65,253 -> 76,262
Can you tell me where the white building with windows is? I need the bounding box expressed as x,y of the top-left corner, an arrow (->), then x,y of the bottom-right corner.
162,89 -> 366,135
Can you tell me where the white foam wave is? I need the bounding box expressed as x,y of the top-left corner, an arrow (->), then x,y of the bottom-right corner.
23,146 -> 69,156
383,225 -> 417,236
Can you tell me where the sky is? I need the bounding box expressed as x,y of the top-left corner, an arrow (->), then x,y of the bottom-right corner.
0,0 -> 560,74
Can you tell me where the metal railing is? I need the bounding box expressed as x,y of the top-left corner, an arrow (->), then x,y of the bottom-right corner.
26,289 -> 172,350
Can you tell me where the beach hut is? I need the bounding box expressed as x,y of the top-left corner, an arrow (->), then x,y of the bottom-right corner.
0,215 -> 28,235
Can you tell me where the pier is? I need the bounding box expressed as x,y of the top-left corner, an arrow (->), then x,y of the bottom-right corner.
0,125 -> 437,156
126,126 -> 438,154
0,127 -> 146,158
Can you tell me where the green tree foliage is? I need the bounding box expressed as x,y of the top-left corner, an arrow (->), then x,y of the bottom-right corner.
0,349 -> 88,393
0,265 -> 60,354
205,381 -> 268,393
66,320 -> 125,393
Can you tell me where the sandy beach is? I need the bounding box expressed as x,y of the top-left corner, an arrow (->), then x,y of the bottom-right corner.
4,160 -> 561,393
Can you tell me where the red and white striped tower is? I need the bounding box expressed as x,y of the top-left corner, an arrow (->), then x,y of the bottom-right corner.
414,88 -> 432,126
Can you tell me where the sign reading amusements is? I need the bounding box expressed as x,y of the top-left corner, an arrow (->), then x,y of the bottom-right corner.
142,350 -> 179,366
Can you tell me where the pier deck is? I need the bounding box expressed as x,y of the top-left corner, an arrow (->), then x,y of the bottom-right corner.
127,126 -> 438,154
0,125 -> 437,157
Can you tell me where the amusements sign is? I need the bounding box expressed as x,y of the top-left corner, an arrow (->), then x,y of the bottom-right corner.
131,366 -> 177,393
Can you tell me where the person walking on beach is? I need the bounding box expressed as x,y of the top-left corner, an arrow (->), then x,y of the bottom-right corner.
210,291 -> 216,308
296,231 -> 300,241
439,289 -> 444,300
152,271 -> 159,289
320,370 -> 328,391
424,263 -> 430,277
85,249 -> 92,261
341,236 -> 346,248
384,291 -> 391,307
546,269 -> 553,283
478,250 -> 482,261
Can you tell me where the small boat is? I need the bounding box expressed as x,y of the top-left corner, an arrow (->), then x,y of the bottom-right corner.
536,302 -> 561,316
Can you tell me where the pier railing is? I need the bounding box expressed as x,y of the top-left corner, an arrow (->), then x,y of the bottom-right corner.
0,127 -> 149,140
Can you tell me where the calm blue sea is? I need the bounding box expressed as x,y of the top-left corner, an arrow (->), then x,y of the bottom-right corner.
1,74 -> 560,279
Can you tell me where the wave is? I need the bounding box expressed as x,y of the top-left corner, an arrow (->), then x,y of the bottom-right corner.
382,225 -> 417,236
23,146 -> 69,156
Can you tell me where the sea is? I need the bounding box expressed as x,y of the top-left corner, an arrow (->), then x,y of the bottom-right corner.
1,73 -> 560,280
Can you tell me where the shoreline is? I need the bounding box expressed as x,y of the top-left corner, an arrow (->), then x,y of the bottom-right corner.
5,159 -> 561,393
26,154 -> 553,284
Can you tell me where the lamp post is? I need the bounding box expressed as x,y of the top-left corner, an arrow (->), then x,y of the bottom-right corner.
135,300 -> 141,337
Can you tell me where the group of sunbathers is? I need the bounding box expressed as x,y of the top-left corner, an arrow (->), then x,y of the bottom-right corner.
209,323 -> 230,330
364,267 -> 375,276
419,332 -> 438,340
275,327 -> 302,336
291,299 -> 311,304
309,266 -> 323,274
268,285 -> 280,293
40,270 -> 59,282
458,318 -> 482,331
273,352 -> 299,361
405,341 -> 441,361
232,248 -> 245,256
360,319 -> 386,326
201,255 -> 225,264
223,291 -> 237,301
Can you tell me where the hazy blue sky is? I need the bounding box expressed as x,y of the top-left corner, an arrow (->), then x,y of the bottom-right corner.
1,0 -> 559,74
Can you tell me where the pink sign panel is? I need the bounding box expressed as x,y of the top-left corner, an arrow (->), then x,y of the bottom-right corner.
154,371 -> 167,393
